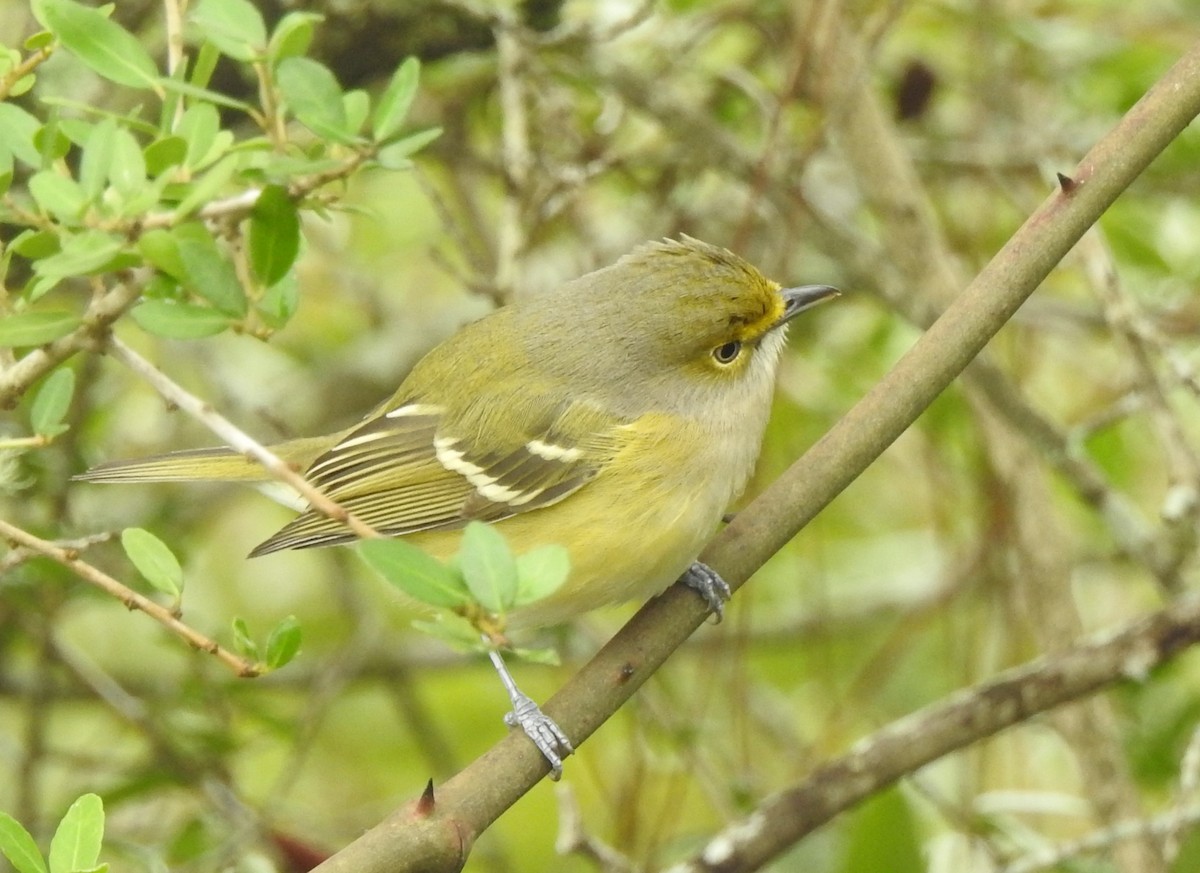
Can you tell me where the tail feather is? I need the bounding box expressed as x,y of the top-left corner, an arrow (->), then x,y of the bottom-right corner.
75,446 -> 275,483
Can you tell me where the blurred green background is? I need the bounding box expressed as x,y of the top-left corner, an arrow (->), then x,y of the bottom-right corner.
4,1 -> 1200,871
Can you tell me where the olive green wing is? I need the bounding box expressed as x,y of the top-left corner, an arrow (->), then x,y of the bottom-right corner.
249,397 -> 624,556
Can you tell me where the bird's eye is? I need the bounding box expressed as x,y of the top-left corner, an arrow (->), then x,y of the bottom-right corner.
712,340 -> 742,365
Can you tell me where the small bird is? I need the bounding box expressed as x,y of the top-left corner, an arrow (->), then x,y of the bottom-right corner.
79,236 -> 838,775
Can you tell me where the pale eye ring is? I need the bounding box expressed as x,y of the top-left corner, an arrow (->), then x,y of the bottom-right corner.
712,340 -> 742,365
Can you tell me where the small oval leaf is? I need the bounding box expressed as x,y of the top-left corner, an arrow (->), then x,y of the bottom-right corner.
47,793 -> 104,873
0,311 -> 81,348
32,0 -> 158,90
459,522 -> 518,613
248,185 -> 299,286
30,368 -> 75,438
130,300 -> 231,339
0,811 -> 49,873
357,538 -> 470,609
373,57 -> 419,141
265,615 -> 302,669
514,544 -> 570,607
121,528 -> 183,596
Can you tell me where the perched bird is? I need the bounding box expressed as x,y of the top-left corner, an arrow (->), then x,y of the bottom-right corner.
79,236 -> 838,775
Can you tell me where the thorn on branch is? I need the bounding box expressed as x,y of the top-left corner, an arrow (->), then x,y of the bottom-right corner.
416,780 -> 437,817
1057,172 -> 1076,193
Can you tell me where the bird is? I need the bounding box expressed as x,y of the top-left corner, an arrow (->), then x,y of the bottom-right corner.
78,235 -> 839,775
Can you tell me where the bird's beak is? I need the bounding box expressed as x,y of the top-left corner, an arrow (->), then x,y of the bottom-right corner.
775,284 -> 840,328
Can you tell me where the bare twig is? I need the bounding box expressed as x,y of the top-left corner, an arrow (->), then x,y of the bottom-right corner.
0,518 -> 259,676
106,337 -> 383,544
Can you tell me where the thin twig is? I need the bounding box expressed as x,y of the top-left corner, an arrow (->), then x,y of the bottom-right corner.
106,337 -> 383,544
0,518 -> 259,676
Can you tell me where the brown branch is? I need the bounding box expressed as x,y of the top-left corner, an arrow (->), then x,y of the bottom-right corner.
0,518 -> 260,677
309,30 -> 1200,873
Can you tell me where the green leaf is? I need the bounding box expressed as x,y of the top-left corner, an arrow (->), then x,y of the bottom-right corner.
231,617 -> 258,659
514,544 -> 570,607
32,0 -> 158,90
375,127 -> 441,170
0,149 -> 12,198
28,231 -> 132,301
265,615 -> 301,668
158,77 -> 256,117
108,127 -> 147,197
256,272 -> 300,328
267,12 -> 321,66
137,228 -> 185,279
0,103 -> 44,167
357,539 -> 471,609
411,614 -> 487,652
130,300 -> 231,339
190,0 -> 267,62
47,793 -> 103,873
33,230 -> 124,278
10,230 -> 59,260
373,57 -> 420,141
28,170 -> 86,220
173,222 -> 247,316
276,57 -> 355,143
177,102 -> 219,171
248,185 -> 300,286
79,116 -> 118,202
342,90 -> 370,138
0,311 -> 80,348
0,812 -> 48,873
143,136 -> 187,176
25,30 -> 55,51
459,522 -> 519,613
120,528 -> 183,597
172,152 -> 237,218
30,368 -> 75,438
510,645 -> 560,666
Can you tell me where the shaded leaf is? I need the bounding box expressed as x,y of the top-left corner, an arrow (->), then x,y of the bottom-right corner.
173,222 -> 247,316
248,185 -> 300,286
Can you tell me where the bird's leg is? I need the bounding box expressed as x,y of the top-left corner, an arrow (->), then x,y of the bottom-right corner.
487,646 -> 573,779
678,560 -> 732,622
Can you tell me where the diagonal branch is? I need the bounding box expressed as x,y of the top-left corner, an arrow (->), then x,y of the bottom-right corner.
310,37 -> 1200,873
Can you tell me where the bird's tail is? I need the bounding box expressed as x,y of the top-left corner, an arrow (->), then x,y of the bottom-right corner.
75,437 -> 330,484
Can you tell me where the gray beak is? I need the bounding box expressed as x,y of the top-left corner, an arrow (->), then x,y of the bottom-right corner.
777,284 -> 840,327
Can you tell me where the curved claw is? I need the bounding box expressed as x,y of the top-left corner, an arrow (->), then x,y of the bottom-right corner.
679,561 -> 732,622
504,690 -> 574,780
